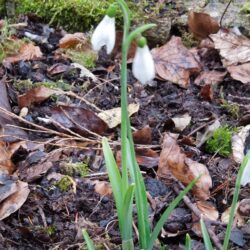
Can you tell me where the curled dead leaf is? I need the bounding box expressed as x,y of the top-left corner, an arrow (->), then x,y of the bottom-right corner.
59,33 -> 88,49
157,133 -> 212,200
0,180 -> 30,220
133,127 -> 152,144
188,11 -> 220,39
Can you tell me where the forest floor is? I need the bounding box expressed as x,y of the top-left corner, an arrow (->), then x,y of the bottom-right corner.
0,2 -> 250,250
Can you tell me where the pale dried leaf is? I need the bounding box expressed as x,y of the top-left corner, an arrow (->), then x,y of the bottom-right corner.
222,204 -> 245,226
196,201 -> 219,221
59,33 -> 88,49
172,113 -> 191,132
71,63 -> 97,81
93,180 -> 112,196
98,103 -> 140,128
227,63 -> 250,84
210,29 -> 250,66
232,125 -> 250,164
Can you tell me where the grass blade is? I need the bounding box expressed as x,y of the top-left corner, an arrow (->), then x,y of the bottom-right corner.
126,140 -> 151,249
200,219 -> 213,250
122,184 -> 135,242
102,138 -> 123,228
82,229 -> 95,250
185,234 -> 191,250
223,150 -> 250,250
148,178 -> 198,250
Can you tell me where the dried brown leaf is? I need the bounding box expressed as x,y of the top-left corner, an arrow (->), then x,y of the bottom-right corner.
152,36 -> 201,88
48,105 -> 108,136
18,86 -> 61,108
157,133 -> 212,200
188,11 -> 220,39
200,84 -> 214,101
194,70 -> 226,86
133,127 -> 152,145
0,180 -> 30,220
3,43 -> 42,64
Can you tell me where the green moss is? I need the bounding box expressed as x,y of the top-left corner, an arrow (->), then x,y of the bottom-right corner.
57,176 -> 73,192
64,49 -> 96,69
182,31 -> 199,48
241,2 -> 250,16
0,20 -> 24,62
221,100 -> 240,120
13,79 -> 72,92
44,225 -> 56,236
15,0 -> 146,32
206,126 -> 235,157
65,159 -> 89,177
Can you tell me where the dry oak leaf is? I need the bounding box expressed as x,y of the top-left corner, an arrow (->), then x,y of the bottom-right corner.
188,11 -> 220,39
59,32 -> 88,49
157,133 -> 212,200
210,29 -> 250,66
151,36 -> 201,88
3,43 -> 42,64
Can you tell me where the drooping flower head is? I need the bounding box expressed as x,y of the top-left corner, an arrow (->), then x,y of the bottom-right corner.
132,37 -> 155,85
91,4 -> 116,54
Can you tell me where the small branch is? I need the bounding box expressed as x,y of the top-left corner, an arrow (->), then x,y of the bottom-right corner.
220,0 -> 233,27
173,183 -> 223,250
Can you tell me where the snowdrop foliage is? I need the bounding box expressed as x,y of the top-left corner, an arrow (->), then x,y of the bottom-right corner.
132,37 -> 155,84
91,14 -> 116,54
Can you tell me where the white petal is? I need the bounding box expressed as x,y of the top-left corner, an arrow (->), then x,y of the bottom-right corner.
240,153 -> 250,186
91,15 -> 115,54
132,46 -> 155,84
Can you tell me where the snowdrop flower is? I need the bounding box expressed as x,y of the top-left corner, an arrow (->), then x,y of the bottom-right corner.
91,4 -> 116,54
240,151 -> 250,186
132,37 -> 155,85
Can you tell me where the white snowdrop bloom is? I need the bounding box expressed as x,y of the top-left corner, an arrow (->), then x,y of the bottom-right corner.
91,15 -> 116,54
240,151 -> 250,186
132,38 -> 155,85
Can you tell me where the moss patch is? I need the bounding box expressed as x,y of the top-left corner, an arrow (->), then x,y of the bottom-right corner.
15,0 -> 146,32
206,126 -> 236,157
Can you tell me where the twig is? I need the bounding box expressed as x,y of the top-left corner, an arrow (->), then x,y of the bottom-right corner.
220,0 -> 233,27
187,120 -> 215,137
173,183 -> 223,250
